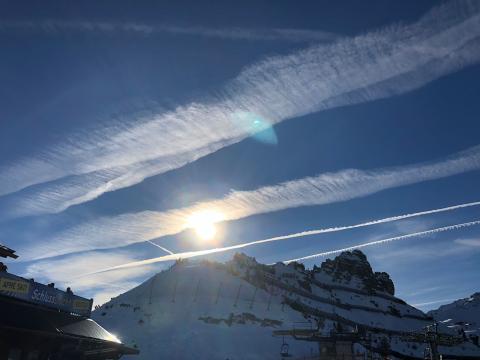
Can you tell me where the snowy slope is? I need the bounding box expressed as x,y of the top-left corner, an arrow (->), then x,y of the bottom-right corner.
93,251 -> 480,360
429,292 -> 480,338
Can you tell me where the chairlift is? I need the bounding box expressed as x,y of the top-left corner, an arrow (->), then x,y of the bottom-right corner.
423,345 -> 431,360
280,336 -> 290,357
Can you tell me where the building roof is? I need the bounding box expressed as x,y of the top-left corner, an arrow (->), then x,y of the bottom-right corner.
0,295 -> 138,356
0,244 -> 17,259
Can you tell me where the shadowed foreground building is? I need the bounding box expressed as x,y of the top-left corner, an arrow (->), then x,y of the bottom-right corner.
0,244 -> 138,360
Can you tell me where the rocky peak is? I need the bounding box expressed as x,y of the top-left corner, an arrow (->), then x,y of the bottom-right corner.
373,271 -> 395,296
231,252 -> 259,268
469,292 -> 480,301
320,249 -> 372,276
229,251 -> 395,295
318,250 -> 395,295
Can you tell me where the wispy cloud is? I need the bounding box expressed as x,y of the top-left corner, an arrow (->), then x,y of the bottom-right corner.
391,218 -> 436,235
0,19 -> 339,43
454,238 -> 480,247
404,286 -> 444,298
1,0 -> 480,217
84,219 -> 480,276
370,238 -> 478,262
0,139 -> 237,218
16,143 -> 480,260
412,298 -> 457,308
23,251 -> 158,305
284,220 -> 480,263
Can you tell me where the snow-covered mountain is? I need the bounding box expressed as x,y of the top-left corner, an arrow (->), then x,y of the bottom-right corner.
429,293 -> 480,340
92,250 -> 480,359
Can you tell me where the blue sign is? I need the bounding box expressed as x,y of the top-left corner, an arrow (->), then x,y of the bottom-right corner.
0,272 -> 92,317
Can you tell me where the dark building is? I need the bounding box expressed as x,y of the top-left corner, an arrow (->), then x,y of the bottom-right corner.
0,244 -> 138,360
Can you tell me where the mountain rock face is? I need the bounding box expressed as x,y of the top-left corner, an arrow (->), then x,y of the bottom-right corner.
429,292 -> 480,340
93,251 -> 480,360
317,250 -> 395,295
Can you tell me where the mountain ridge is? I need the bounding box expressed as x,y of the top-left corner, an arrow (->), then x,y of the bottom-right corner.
92,250 -> 480,359
429,292 -> 480,341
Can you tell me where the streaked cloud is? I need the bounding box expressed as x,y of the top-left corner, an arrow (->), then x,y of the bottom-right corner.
0,19 -> 339,43
412,298 -> 457,308
454,238 -> 480,247
91,288 -> 132,307
16,144 -> 480,260
23,251 -> 158,305
403,286 -> 444,298
0,140 -> 237,219
370,238 -> 478,262
24,251 -> 153,291
1,0 -> 480,218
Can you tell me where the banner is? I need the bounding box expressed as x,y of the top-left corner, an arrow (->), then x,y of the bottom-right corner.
0,272 -> 92,317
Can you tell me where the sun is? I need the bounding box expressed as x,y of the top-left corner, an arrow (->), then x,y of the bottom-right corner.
194,222 -> 217,240
187,210 -> 224,241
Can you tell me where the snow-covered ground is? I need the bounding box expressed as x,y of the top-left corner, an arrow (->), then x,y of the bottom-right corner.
429,292 -> 480,338
93,251 -> 480,359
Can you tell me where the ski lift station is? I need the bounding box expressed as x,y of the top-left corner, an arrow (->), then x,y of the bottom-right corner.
0,244 -> 139,360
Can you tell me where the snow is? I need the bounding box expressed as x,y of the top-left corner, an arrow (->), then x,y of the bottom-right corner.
92,253 -> 480,360
429,292 -> 480,337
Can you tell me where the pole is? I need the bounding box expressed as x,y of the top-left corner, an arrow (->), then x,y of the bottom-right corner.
249,287 -> 257,309
171,277 -> 178,303
193,279 -> 200,303
215,282 -> 223,304
234,284 -> 242,307
148,276 -> 155,305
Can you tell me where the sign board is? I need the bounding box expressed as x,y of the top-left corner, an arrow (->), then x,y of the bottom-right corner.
0,276 -> 30,294
0,272 -> 92,317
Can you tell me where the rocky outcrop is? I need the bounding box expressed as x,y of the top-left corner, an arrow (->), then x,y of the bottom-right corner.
373,271 -> 395,296
318,250 -> 395,295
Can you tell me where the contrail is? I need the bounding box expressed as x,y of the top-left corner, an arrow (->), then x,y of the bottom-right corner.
0,20 -> 339,43
146,240 -> 175,255
283,220 -> 480,263
240,200 -> 480,245
81,202 -> 480,276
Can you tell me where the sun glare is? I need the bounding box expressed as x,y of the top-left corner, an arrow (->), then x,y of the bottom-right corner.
187,210 -> 224,241
195,222 -> 217,240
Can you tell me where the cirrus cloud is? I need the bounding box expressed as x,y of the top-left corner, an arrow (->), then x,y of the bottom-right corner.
1,0 -> 480,220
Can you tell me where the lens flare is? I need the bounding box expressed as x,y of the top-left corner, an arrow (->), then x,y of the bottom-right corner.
234,111 -> 278,144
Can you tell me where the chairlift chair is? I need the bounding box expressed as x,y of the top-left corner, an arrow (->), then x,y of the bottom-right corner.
280,337 -> 290,357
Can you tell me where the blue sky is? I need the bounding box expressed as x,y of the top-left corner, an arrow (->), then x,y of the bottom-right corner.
1,0 -> 480,309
